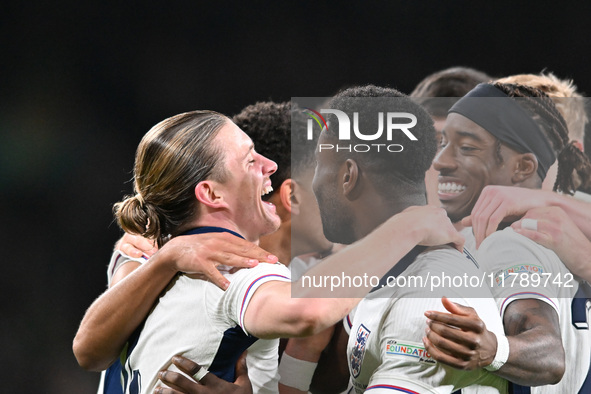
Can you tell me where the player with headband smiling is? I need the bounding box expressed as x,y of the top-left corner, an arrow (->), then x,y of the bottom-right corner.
425,82 -> 591,393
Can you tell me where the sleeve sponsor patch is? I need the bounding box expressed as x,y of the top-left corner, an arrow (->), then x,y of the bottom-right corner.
493,264 -> 544,286
384,340 -> 436,365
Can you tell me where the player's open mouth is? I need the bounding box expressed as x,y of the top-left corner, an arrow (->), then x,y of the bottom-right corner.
261,185 -> 273,197
262,198 -> 277,216
438,182 -> 466,194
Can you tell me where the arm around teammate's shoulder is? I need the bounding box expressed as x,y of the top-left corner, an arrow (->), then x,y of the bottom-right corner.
498,298 -> 564,385
73,247 -> 179,371
73,233 -> 274,371
424,297 -> 564,385
244,205 -> 464,339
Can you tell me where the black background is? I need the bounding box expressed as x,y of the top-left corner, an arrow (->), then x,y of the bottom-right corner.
2,1 -> 591,392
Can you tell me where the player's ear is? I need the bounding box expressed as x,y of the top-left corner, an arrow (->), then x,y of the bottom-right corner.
279,178 -> 292,214
195,181 -> 229,209
342,159 -> 361,199
512,153 -> 538,184
291,179 -> 302,215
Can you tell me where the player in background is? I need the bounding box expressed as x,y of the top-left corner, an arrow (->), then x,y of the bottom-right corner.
425,82 -> 591,393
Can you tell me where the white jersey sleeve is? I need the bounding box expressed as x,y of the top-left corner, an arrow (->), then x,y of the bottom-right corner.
476,228 -> 561,317
346,246 -> 507,394
220,262 -> 291,335
289,255 -> 316,281
475,228 -> 591,394
106,249 -> 147,286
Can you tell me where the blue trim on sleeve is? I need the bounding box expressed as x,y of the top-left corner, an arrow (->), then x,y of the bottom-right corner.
366,384 -> 420,393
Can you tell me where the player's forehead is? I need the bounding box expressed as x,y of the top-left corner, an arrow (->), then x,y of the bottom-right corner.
443,113 -> 495,143
216,122 -> 254,160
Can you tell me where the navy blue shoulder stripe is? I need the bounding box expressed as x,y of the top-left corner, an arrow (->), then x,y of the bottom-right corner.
462,247 -> 479,269
209,325 -> 258,381
371,245 -> 428,292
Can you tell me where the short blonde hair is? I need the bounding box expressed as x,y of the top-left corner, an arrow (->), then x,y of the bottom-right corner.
496,72 -> 587,141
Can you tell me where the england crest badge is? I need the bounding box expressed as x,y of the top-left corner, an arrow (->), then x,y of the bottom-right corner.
350,324 -> 371,378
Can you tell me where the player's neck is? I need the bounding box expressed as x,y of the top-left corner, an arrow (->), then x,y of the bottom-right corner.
187,212 -> 260,244
259,224 -> 291,266
352,194 -> 425,241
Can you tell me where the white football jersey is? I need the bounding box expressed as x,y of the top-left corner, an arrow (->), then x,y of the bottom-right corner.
470,227 -> 591,394
99,227 -> 290,394
345,245 -> 508,394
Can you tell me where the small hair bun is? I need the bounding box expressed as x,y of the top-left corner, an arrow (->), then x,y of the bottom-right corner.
135,193 -> 146,209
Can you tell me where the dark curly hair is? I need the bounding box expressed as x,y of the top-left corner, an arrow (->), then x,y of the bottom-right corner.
291,103 -> 322,180
325,85 -> 437,197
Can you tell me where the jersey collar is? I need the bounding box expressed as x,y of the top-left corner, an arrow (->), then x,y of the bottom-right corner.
181,226 -> 245,239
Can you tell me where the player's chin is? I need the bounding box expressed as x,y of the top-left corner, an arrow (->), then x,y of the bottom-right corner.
263,213 -> 282,235
440,202 -> 469,224
271,215 -> 282,231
